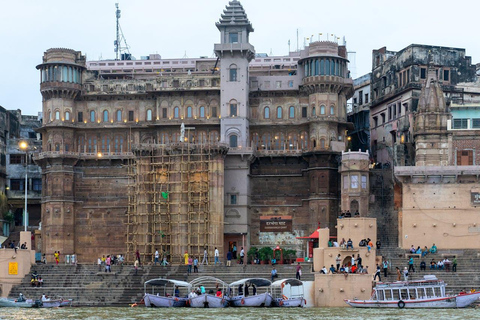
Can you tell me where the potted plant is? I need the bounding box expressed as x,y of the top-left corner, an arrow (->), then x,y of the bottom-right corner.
284,249 -> 297,264
258,247 -> 273,264
274,249 -> 283,264
247,247 -> 258,264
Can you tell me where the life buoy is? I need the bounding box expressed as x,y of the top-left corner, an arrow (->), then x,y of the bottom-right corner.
241,298 -> 245,305
398,300 -> 405,308
279,300 -> 284,306
175,298 -> 179,302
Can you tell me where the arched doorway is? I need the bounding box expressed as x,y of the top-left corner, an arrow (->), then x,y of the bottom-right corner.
350,200 -> 359,214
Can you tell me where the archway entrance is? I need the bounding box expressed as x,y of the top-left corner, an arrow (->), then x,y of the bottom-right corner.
350,200 -> 359,214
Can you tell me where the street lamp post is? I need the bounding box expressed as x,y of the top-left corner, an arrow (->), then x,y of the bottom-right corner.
19,141 -> 28,232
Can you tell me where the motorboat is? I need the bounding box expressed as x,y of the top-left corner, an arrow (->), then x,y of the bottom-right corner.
271,278 -> 306,307
41,299 -> 62,308
189,276 -> 230,308
144,279 -> 191,307
0,296 -> 40,308
345,275 -> 480,308
59,299 -> 73,307
229,278 -> 273,307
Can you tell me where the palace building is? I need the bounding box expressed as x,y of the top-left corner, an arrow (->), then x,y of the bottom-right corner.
35,0 -> 354,263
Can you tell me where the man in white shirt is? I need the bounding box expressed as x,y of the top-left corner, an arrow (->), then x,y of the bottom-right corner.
154,249 -> 159,266
240,247 -> 245,264
214,247 -> 219,266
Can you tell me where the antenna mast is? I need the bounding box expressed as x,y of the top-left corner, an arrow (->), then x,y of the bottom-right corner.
114,3 -> 131,60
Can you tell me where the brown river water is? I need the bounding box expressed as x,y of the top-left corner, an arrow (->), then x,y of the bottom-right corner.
0,307 -> 478,320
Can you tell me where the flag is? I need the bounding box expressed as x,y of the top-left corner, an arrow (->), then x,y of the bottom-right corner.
161,191 -> 169,199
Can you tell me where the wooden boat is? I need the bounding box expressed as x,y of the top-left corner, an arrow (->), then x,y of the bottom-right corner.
271,278 -> 305,307
229,278 -> 273,307
0,297 -> 39,308
189,276 -> 230,308
345,275 -> 480,308
144,279 -> 191,308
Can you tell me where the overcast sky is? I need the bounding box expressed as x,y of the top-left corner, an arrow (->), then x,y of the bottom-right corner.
1,0 -> 479,116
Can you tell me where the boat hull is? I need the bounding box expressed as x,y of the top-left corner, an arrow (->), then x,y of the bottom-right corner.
345,292 -> 480,308
0,298 -> 36,308
271,297 -> 304,307
41,299 -> 62,308
230,293 -> 272,307
189,294 -> 229,308
144,294 -> 188,308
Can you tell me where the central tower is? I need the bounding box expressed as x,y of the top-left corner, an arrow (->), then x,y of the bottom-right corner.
214,0 -> 255,252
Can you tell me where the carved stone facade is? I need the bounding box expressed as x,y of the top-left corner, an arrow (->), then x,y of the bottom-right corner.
36,0 -> 354,262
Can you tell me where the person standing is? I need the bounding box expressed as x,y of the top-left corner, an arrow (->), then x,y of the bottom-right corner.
187,256 -> 193,274
214,247 -> 219,266
408,257 -> 415,273
383,259 -> 389,278
336,254 -> 341,271
396,267 -> 401,281
184,251 -> 189,265
135,250 -> 141,266
296,263 -> 302,280
226,251 -> 232,267
193,256 -> 199,273
105,255 -> 111,272
240,247 -> 245,264
233,245 -> 237,260
202,248 -> 208,265
373,264 -> 381,281
357,254 -> 362,269
351,254 -> 355,267
403,267 -> 409,281
134,259 -> 139,275
154,249 -> 159,266
452,257 -> 457,272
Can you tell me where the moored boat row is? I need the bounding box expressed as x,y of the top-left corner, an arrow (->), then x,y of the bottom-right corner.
143,276 -> 305,308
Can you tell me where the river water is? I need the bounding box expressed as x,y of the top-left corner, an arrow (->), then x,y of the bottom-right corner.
0,307 -> 477,320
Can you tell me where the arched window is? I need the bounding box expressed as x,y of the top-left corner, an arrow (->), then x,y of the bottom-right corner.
187,107 -> 192,118
229,64 -> 238,82
312,107 -> 316,116
320,138 -> 326,149
46,110 -> 51,123
261,133 -> 272,150
90,110 -> 96,123
146,109 -> 152,121
55,110 -> 60,120
160,132 -> 170,144
251,133 -> 259,150
116,110 -> 122,122
229,135 -> 238,148
198,131 -> 207,144
230,100 -> 237,117
276,107 -> 283,119
103,110 -> 109,122
320,105 -> 326,115
55,143 -> 60,151
209,131 -> 219,143
101,135 -> 110,152
264,107 -> 270,119
65,111 -> 70,121
287,133 -> 298,150
300,131 -> 309,149
289,106 -> 295,118
174,107 -> 179,119
330,105 -> 335,115
274,133 -> 285,150
199,106 -> 205,118
78,136 -> 85,153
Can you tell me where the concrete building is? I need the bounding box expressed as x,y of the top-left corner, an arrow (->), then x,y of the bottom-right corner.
370,44 -> 477,167
35,0 -> 354,263
347,74 -> 371,153
6,111 -> 42,230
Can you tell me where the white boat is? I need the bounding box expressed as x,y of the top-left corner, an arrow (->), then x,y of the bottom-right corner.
59,299 -> 73,307
189,276 -> 230,308
144,279 -> 191,308
229,278 -> 273,307
345,275 -> 480,308
0,297 -> 39,308
41,299 -> 62,308
271,278 -> 306,307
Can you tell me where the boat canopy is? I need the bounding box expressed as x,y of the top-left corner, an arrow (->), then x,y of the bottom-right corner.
144,279 -> 191,288
271,278 -> 303,287
230,278 -> 272,287
189,276 -> 229,287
